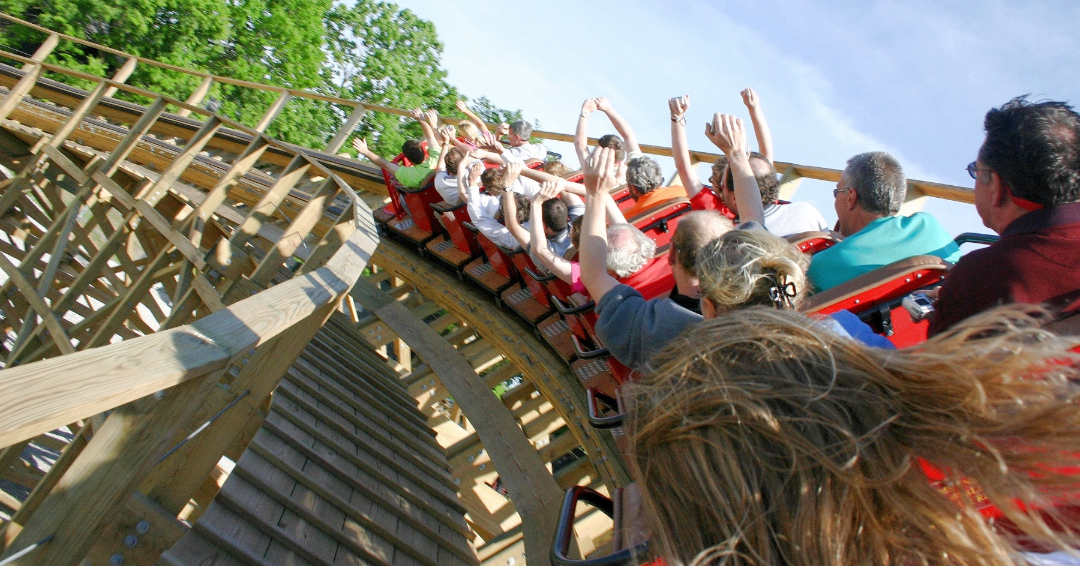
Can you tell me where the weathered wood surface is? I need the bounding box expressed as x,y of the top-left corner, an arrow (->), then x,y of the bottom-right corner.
161,312 -> 478,566
352,277 -> 567,566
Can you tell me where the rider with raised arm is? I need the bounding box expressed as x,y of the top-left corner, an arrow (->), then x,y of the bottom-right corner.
352,108 -> 442,189
670,91 -> 828,236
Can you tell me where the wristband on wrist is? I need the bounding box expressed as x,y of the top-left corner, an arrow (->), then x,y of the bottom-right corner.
671,115 -> 685,125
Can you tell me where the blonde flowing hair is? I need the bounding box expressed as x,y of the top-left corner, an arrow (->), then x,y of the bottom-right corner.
626,306 -> 1080,566
696,229 -> 809,311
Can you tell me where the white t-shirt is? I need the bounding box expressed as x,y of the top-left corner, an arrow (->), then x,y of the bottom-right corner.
506,142 -> 547,162
433,171 -> 461,205
501,153 -> 542,199
761,201 -> 830,237
464,177 -> 522,251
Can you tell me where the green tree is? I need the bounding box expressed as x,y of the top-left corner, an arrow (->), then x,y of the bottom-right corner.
324,2 -> 461,158
0,0 -> 530,154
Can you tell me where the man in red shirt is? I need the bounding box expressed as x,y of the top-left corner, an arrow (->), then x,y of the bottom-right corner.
928,96 -> 1080,335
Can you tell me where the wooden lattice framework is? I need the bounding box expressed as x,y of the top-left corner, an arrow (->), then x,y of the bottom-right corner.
0,11 -> 984,566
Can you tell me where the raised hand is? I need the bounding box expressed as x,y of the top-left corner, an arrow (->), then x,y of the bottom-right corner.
479,130 -> 504,153
351,137 -> 369,155
409,107 -> 424,121
438,125 -> 454,144
594,97 -> 611,112
740,88 -> 760,110
424,108 -> 439,128
669,95 -> 690,119
504,161 -> 523,188
582,146 -> 618,196
581,98 -> 598,115
536,180 -> 562,203
705,113 -> 748,157
467,157 -> 483,186
455,100 -> 470,113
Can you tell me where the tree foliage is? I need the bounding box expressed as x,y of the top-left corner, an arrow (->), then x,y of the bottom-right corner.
0,0 -> 527,155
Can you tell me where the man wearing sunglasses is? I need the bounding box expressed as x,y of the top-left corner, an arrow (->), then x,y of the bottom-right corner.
928,96 -> 1080,335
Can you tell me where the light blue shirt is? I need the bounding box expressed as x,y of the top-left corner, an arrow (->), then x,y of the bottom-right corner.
807,212 -> 961,292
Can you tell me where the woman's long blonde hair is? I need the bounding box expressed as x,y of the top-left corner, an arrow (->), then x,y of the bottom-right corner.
696,229 -> 809,311
626,306 -> 1080,566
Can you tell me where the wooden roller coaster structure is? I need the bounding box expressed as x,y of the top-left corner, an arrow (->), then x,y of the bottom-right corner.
0,12 -> 979,566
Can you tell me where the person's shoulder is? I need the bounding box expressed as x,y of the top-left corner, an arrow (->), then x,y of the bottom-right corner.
904,211 -> 950,231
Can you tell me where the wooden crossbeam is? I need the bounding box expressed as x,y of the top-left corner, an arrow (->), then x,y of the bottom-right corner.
0,33 -> 58,124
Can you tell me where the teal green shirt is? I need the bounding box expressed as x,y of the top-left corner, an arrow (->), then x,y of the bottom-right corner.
807,213 -> 961,292
393,146 -> 441,188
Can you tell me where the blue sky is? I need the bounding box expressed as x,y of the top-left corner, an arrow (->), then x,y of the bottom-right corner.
397,0 -> 1080,237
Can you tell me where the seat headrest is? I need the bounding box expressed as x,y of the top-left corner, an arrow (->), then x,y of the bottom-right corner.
804,255 -> 951,313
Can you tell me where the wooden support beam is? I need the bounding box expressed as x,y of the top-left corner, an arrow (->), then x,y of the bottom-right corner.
176,75 -> 214,118
253,91 -> 291,134
101,56 -> 137,99
0,253 -> 75,356
324,106 -> 366,154
135,115 -> 223,207
0,370 -> 223,566
139,304 -> 336,515
2,425 -> 90,545
777,165 -> 804,201
350,277 -> 567,566
228,154 -> 311,249
99,97 -> 168,176
0,33 -> 59,123
248,176 -> 335,286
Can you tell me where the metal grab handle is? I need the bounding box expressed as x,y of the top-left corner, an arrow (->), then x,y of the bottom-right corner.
571,334 -> 608,360
954,232 -> 999,246
525,265 -> 558,282
552,486 -> 648,566
551,295 -> 595,316
586,388 -> 625,429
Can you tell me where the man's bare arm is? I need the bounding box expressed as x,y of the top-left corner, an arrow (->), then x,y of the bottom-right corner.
595,97 -> 640,154
529,183 -> 574,282
518,167 -> 586,196
741,88 -> 774,163
413,108 -> 440,151
705,113 -> 764,225
669,95 -> 704,197
574,98 -> 598,167
502,190 -> 530,250
580,147 -> 621,301
352,137 -> 398,173
455,100 -> 491,134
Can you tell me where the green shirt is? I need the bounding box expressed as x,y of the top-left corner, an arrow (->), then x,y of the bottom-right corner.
393,146 -> 441,188
807,212 -> 961,292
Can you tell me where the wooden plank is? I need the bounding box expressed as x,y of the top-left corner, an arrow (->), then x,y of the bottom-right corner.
259,412 -> 468,534
0,370 -> 222,566
270,394 -> 458,509
324,106 -> 366,155
175,75 -> 214,119
139,305 -> 336,515
2,425 -> 89,544
100,56 -> 137,99
249,423 -> 471,551
281,372 -> 447,477
349,275 -> 570,566
0,33 -> 58,123
253,92 -> 291,134
248,178 -> 336,286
